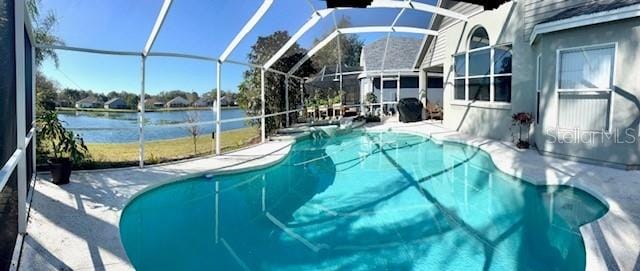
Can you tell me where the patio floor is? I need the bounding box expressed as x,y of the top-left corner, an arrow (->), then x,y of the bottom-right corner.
16,120 -> 640,271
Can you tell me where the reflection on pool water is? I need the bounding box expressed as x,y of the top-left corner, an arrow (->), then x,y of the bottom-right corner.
120,131 -> 608,270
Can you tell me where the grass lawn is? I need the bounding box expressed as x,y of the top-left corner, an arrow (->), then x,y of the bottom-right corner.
81,127 -> 260,168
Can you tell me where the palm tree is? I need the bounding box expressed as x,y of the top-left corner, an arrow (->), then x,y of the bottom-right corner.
27,0 -> 64,67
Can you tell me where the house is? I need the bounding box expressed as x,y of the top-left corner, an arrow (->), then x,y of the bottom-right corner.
75,96 -> 102,108
192,97 -> 214,107
137,98 -> 164,110
416,0 -> 640,168
219,96 -> 236,107
165,96 -> 190,108
104,97 -> 128,109
359,36 -> 444,109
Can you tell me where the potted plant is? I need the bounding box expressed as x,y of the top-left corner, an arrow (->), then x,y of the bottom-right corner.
37,111 -> 89,184
512,112 -> 533,149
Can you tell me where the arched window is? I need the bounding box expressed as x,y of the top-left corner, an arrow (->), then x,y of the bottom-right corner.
453,26 -> 512,103
469,27 -> 490,49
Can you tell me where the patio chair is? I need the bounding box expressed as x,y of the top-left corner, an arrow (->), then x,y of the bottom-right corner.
318,105 -> 329,119
332,103 -> 342,119
426,102 -> 443,120
306,106 -> 316,120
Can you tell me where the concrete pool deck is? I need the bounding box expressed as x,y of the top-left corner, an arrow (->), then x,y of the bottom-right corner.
16,120 -> 640,271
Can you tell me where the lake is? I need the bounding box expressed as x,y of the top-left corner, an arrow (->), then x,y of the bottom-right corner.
59,108 -> 248,143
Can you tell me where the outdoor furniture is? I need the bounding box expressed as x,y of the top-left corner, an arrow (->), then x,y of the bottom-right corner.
318,105 -> 329,119
426,102 -> 443,120
397,98 -> 423,123
306,106 -> 316,120
332,103 -> 342,119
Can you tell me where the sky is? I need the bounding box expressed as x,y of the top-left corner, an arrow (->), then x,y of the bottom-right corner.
38,0 -> 434,95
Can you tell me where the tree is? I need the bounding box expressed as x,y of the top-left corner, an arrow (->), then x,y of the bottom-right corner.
237,31 -> 316,134
36,72 -> 58,111
183,111 -> 201,155
310,17 -> 364,71
28,0 -> 64,67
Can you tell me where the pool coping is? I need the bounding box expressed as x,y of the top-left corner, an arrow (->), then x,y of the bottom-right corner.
121,141 -> 295,213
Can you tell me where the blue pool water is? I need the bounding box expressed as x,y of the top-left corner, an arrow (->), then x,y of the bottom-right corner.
120,131 -> 608,270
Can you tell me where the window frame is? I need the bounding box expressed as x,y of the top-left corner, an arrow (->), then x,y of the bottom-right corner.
452,42 -> 512,104
555,42 -> 617,93
554,42 -> 617,132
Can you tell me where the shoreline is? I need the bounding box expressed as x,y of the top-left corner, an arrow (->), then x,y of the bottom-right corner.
57,106 -> 241,113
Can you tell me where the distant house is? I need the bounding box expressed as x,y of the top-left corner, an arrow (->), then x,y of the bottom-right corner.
165,96 -> 190,108
104,97 -> 128,109
219,96 -> 229,107
192,97 -> 213,107
75,96 -> 102,109
57,98 -> 73,108
220,96 -> 236,106
138,98 -> 164,110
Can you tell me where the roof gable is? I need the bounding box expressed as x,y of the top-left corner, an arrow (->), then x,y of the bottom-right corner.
362,36 -> 423,71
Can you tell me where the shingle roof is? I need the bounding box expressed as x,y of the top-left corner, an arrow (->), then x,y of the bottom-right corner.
542,0 -> 640,23
362,36 -> 422,71
104,97 -> 123,105
166,96 -> 190,104
76,96 -> 99,104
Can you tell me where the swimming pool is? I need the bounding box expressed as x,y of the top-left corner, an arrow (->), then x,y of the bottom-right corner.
120,131 -> 608,270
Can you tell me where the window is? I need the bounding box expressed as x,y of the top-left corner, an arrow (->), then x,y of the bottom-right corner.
556,44 -> 616,132
400,77 -> 419,88
453,26 -> 512,103
427,77 -> 443,88
469,27 -> 489,49
558,45 -> 615,90
373,78 -> 398,89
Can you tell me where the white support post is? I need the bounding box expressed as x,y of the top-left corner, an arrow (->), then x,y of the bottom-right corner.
396,72 -> 400,104
300,80 -> 304,108
139,56 -> 146,168
380,73 -> 384,113
216,61 -> 222,155
261,68 -> 266,143
360,80 -> 365,114
31,46 -> 36,186
285,75 -> 290,127
15,0 -> 27,234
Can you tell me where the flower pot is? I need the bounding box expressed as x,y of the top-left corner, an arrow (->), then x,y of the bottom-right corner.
48,158 -> 72,185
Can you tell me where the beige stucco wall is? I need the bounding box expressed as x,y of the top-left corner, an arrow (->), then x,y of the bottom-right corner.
533,18 -> 640,168
423,1 -> 640,168
428,2 -> 531,142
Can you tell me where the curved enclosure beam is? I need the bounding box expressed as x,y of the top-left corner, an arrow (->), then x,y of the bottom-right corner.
143,0 -> 173,56
339,26 -> 437,35
369,0 -> 468,21
287,26 -> 437,75
263,9 -> 334,70
268,1 -> 464,71
219,0 -> 274,63
288,31 -> 340,76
